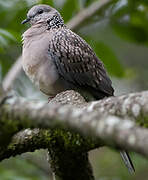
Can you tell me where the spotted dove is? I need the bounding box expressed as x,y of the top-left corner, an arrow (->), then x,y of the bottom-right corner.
21,4 -> 135,173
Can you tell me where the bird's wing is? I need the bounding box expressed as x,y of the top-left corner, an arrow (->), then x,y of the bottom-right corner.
49,28 -> 114,97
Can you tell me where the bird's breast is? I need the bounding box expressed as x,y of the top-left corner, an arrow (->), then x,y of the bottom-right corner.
22,31 -> 66,96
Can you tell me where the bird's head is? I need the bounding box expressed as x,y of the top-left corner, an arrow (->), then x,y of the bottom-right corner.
22,4 -> 64,28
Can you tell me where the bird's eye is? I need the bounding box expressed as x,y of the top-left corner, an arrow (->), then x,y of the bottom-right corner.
38,9 -> 43,14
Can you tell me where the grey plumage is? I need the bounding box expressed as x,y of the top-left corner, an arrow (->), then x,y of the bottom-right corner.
22,4 -> 134,173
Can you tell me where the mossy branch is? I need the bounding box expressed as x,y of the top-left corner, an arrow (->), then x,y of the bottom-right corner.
0,90 -> 148,159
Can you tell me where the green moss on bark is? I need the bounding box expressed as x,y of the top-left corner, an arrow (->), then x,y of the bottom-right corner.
47,129 -> 95,180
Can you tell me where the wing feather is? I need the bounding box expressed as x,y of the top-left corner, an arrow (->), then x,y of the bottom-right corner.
49,28 -> 114,98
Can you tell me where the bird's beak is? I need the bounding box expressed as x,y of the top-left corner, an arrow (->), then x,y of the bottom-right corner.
21,18 -> 31,24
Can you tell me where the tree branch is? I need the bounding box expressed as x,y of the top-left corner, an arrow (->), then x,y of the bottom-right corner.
0,124 -> 100,162
67,0 -> 112,30
0,127 -> 97,180
0,90 -> 148,159
2,56 -> 22,91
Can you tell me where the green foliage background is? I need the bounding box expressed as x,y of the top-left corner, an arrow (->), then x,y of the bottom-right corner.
0,0 -> 148,179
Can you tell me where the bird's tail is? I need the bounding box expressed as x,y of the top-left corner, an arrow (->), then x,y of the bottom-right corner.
120,150 -> 135,174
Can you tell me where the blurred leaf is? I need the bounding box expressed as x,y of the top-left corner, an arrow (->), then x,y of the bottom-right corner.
0,28 -> 15,41
111,0 -> 148,44
60,0 -> 79,22
0,155 -> 48,180
95,42 -> 125,77
0,28 -> 16,51
78,0 -> 98,8
0,35 -> 7,47
38,0 -> 54,6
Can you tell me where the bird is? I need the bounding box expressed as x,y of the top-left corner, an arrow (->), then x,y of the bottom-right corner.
21,4 -> 135,173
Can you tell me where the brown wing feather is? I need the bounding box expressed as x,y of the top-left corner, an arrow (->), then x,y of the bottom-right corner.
49,28 -> 114,98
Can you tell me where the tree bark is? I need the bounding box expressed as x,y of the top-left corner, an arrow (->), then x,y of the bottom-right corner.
1,90 -> 148,179
0,90 -> 148,155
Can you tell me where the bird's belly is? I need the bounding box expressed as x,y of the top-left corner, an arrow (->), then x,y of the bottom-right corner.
22,33 -> 71,96
22,52 -> 68,96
